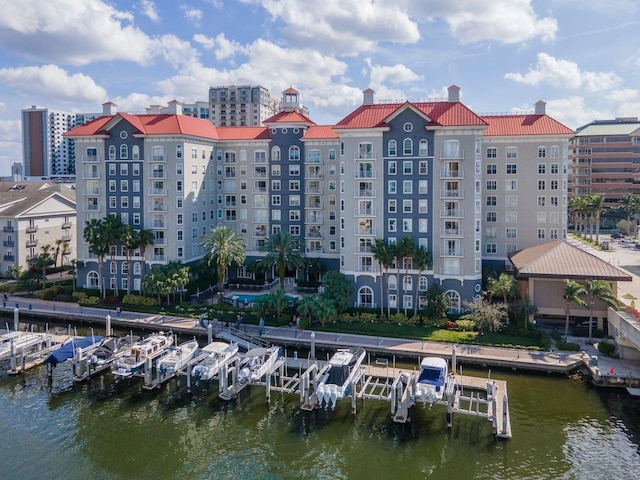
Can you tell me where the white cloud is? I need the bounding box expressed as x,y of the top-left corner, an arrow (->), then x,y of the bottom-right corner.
181,5 -> 203,24
138,0 -> 160,22
505,53 -> 622,93
0,65 -> 107,103
0,0 -> 158,66
365,59 -> 423,85
193,33 -> 246,60
240,0 -> 420,55
545,97 -> 605,130
111,92 -> 176,113
0,119 -> 23,174
410,0 -> 557,44
156,34 -> 202,70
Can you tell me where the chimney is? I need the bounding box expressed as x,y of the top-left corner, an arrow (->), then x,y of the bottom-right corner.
447,85 -> 460,103
363,88 -> 375,106
102,101 -> 117,116
535,100 -> 546,115
167,100 -> 182,115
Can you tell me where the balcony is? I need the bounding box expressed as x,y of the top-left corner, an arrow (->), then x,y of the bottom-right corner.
354,227 -> 377,236
354,301 -> 377,309
440,149 -> 464,159
440,248 -> 464,257
148,188 -> 167,196
354,189 -> 377,198
61,234 -> 72,242
306,201 -> 323,209
439,267 -> 464,276
440,189 -> 464,199
252,172 -> 268,179
84,204 -> 101,212
253,187 -> 267,193
355,245 -> 373,254
26,239 -> 38,248
82,171 -> 100,180
354,208 -> 377,217
354,171 -> 377,179
305,247 -> 324,254
2,226 -> 13,233
440,209 -> 464,218
354,151 -> 377,160
306,187 -> 323,194
305,157 -> 323,165
25,225 -> 38,234
151,154 -> 165,162
82,154 -> 99,163
3,255 -> 14,262
440,169 -> 465,179
148,204 -> 168,212
3,241 -> 14,247
83,187 -> 100,195
153,238 -> 167,246
306,172 -> 323,179
440,228 -> 464,237
148,171 -> 167,179
305,231 -> 323,239
305,216 -> 323,225
150,255 -> 167,262
355,264 -> 378,273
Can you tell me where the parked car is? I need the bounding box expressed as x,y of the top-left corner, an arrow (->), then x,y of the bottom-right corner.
610,232 -> 622,239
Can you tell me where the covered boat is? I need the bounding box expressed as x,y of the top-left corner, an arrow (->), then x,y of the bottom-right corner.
316,347 -> 366,410
191,341 -> 239,381
414,357 -> 448,407
45,335 -> 104,367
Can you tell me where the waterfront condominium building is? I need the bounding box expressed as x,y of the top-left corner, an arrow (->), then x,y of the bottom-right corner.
21,105 -> 103,179
568,117 -> 640,208
209,85 -> 279,127
66,86 -> 570,314
481,101 -> 574,273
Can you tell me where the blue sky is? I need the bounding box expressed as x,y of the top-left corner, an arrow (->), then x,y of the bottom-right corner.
0,0 -> 639,174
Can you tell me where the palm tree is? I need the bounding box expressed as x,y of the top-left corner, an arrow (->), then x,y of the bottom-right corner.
136,229 -> 155,292
200,226 -> 246,305
372,239 -> 393,318
563,280 -> 587,342
587,193 -> 606,243
397,236 -> 416,316
487,273 -> 516,324
121,225 -> 139,295
260,230 -> 305,289
585,279 -> 618,342
83,218 -> 108,298
54,238 -> 64,271
412,246 -> 432,316
568,196 -> 588,236
31,244 -> 54,290
103,214 -> 123,297
516,297 -> 538,330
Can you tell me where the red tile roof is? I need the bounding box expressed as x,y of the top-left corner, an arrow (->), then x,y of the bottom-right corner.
65,113 -> 220,139
216,126 -> 270,140
283,87 -> 299,94
482,114 -> 574,136
334,101 -> 487,129
303,125 -> 339,139
263,110 -> 315,125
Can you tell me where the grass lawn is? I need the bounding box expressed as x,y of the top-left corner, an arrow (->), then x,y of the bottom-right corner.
316,322 -> 545,349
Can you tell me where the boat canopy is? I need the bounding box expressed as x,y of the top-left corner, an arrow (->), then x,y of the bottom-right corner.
46,336 -> 103,366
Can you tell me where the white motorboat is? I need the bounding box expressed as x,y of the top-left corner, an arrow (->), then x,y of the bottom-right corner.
113,332 -> 174,378
88,335 -> 139,369
237,346 -> 281,384
0,331 -> 50,361
191,341 -> 239,381
414,357 -> 448,408
157,339 -> 199,377
316,347 -> 366,410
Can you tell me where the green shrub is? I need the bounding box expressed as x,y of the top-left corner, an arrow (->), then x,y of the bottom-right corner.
122,294 -> 157,307
388,313 -> 408,325
444,321 -> 458,331
597,342 -> 616,356
556,341 -> 580,351
456,319 -> 476,332
78,296 -> 100,306
550,329 -> 562,341
425,317 -> 448,328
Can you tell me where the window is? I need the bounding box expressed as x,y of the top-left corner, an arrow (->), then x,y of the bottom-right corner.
550,196 -> 558,206
418,218 -> 428,232
537,196 -> 546,207
550,146 -> 559,158
272,180 -> 281,191
506,195 -> 517,207
485,244 -> 497,254
120,180 -> 128,192
486,211 -> 497,222
403,181 -> 412,194
505,211 -> 517,223
537,212 -> 547,223
289,146 -> 300,161
486,180 -> 497,190
538,163 -> 546,174
289,164 -> 300,176
506,147 -> 517,159
486,164 -> 497,174
538,146 -> 547,158
271,165 -> 280,176
486,196 -> 497,206
537,228 -> 545,239
388,200 -> 397,213
329,149 -> 336,160
403,138 -> 412,155
388,218 -> 397,232
272,195 -> 281,206
551,163 -> 559,174
486,147 -> 497,158
419,181 -> 428,194
388,180 -> 397,194
108,145 -> 116,160
419,160 -> 428,174
176,163 -> 183,175
538,180 -> 545,190
506,228 -> 517,239
550,228 -> 559,239
403,161 -> 412,175
289,180 -> 300,191
403,199 -> 412,213
418,199 -> 428,214
290,225 -> 300,235
506,164 -> 517,174
506,180 -> 517,191
419,139 -> 428,156
388,140 -> 397,156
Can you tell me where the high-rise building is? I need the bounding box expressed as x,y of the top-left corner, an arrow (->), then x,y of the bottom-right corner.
568,117 -> 640,208
209,85 -> 279,126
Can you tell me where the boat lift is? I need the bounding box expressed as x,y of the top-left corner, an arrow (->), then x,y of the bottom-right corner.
1,328 -> 63,375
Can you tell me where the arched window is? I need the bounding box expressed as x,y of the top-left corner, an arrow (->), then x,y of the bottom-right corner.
120,144 -> 128,159
388,140 -> 397,156
108,145 -> 116,160
132,145 -> 140,160
240,149 -> 247,161
88,271 -> 99,288
403,275 -> 412,291
419,139 -> 428,156
358,286 -> 374,308
176,145 -> 183,158
419,276 -> 428,291
289,146 -> 300,161
403,138 -> 413,155
133,262 -> 141,275
445,290 -> 461,314
271,146 -> 281,161
388,275 -> 397,291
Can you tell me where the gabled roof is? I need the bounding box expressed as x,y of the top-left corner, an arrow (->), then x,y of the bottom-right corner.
509,240 -> 631,281
302,125 -> 339,140
575,121 -> 640,137
334,101 -> 487,129
482,114 -> 574,136
65,113 -> 220,139
216,126 -> 270,141
263,110 -> 315,126
0,183 -> 76,218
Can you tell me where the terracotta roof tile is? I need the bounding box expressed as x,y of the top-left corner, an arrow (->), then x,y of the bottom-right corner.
334,101 -> 487,129
509,240 -> 631,281
263,110 -> 315,125
482,115 -> 574,136
216,126 -> 270,140
303,125 -> 339,139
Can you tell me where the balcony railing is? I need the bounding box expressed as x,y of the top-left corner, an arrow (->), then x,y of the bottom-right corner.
3,255 -> 14,262
148,204 -> 168,212
440,189 -> 464,199
354,227 -> 377,236
148,171 -> 166,179
61,234 -> 72,242
440,149 -> 464,159
440,169 -> 464,179
354,189 -> 377,198
26,226 -> 38,234
84,205 -> 101,212
440,209 -> 464,218
355,246 -> 373,254
147,222 -> 167,229
306,201 -> 323,209
354,171 -> 377,179
150,255 -> 167,262
354,208 -> 377,217
439,267 -> 464,276
305,247 -> 324,254
354,302 -> 377,309
354,151 -> 377,160
355,264 -> 378,273
306,187 -> 323,194
440,248 -> 464,257
83,187 -> 100,195
440,228 -> 464,237
305,216 -> 323,225
2,226 -> 13,233
26,239 -> 38,247
62,222 -> 72,229
151,154 -> 165,162
3,241 -> 14,247
82,172 -> 100,179
82,154 -> 99,163
306,172 -> 323,179
148,188 -> 167,196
